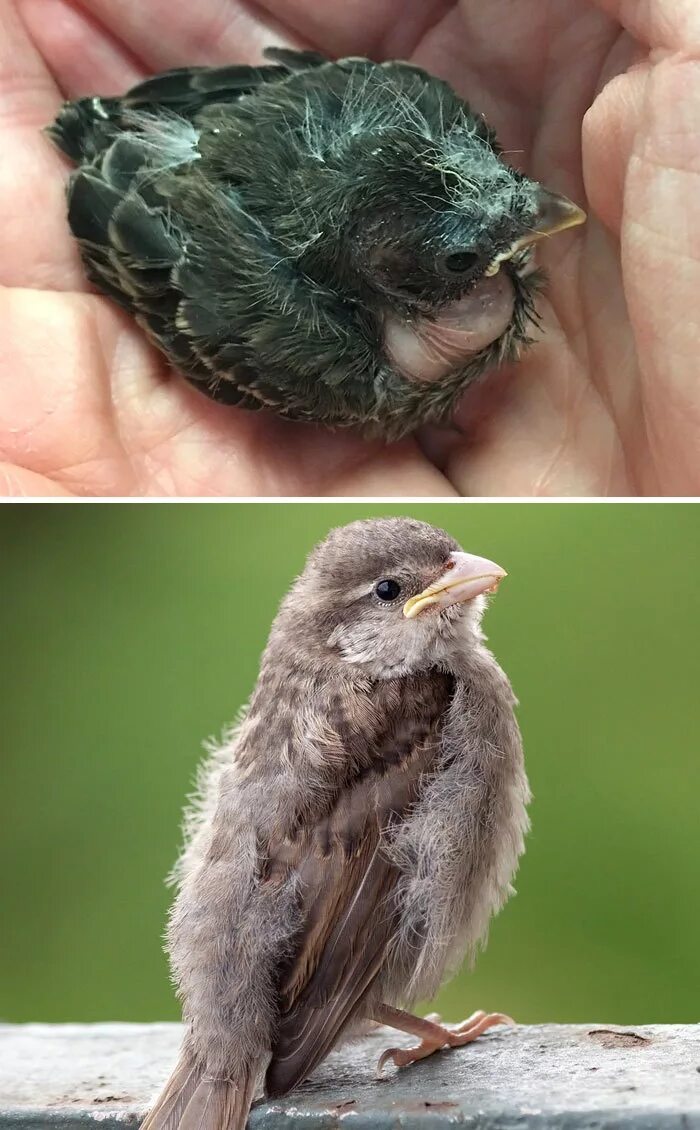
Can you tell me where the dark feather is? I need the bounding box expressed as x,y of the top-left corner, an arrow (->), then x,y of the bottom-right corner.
101,136 -> 149,190
123,64 -> 290,114
263,48 -> 328,71
110,196 -> 179,264
67,172 -> 122,246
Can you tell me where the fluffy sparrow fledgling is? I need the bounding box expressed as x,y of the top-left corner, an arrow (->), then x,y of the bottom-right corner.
48,50 -> 584,438
141,518 -> 530,1130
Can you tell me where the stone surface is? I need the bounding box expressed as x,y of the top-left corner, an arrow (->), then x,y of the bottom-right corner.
1,1023 -> 699,1130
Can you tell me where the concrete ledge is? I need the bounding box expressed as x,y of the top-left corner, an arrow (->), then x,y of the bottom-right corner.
1,1023 -> 698,1129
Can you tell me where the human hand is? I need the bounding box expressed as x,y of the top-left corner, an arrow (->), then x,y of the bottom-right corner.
1,0 -> 697,495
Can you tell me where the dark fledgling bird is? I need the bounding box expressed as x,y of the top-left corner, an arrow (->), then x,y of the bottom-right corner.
47,50 -> 586,438
142,517 -> 530,1130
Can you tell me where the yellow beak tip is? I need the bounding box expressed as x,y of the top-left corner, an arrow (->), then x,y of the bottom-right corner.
533,190 -> 588,240
569,205 -> 588,228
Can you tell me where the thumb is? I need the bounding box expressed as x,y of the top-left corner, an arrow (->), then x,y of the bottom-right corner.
582,63 -> 650,235
0,463 -> 74,496
588,0 -> 700,51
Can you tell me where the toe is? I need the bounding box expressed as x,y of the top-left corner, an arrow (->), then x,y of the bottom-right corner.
447,1013 -> 514,1047
452,1010 -> 487,1033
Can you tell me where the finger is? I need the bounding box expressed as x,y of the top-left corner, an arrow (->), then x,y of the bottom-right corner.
0,462 -> 75,495
74,0 -> 302,72
446,306 -> 632,497
621,57 -> 700,493
590,0 -> 700,51
447,393 -> 628,497
0,0 -> 58,118
411,5 -> 534,159
284,437 -> 458,497
583,64 -> 651,234
414,1 -> 619,187
18,0 -> 146,97
526,6 -> 621,204
0,284 -> 454,497
0,286 -> 140,493
251,0 -> 450,58
114,383 -> 457,497
0,0 -> 84,288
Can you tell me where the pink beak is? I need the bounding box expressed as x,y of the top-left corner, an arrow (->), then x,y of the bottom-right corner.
403,551 -> 507,619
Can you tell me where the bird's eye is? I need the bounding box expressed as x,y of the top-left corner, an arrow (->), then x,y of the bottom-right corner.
442,250 -> 480,274
375,578 -> 402,602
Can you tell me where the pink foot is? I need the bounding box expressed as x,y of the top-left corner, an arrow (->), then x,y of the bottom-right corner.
377,1010 -> 514,1075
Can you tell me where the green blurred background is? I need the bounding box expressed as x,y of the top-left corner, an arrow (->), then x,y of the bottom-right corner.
1,503 -> 698,1026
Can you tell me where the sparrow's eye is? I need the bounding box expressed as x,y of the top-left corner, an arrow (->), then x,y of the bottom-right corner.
441,250 -> 480,275
443,250 -> 481,276
375,578 -> 402,602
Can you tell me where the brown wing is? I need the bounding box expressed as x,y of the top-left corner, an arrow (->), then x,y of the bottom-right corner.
264,707 -> 446,1097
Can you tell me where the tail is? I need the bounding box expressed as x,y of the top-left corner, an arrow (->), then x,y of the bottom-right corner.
140,1048 -> 256,1130
46,50 -> 328,165
45,97 -> 121,163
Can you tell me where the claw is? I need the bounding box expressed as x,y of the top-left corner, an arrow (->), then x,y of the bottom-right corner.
376,1040 -> 439,1075
376,1046 -> 403,1077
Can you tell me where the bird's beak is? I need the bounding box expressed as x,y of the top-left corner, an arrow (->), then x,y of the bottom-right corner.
403,551 -> 507,620
529,187 -> 588,240
484,188 -> 587,277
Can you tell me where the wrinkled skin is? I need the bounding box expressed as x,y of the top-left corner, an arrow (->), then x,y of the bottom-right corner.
0,0 -> 698,496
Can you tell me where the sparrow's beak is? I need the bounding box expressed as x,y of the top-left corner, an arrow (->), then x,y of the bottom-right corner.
484,188 -> 587,277
403,551 -> 507,620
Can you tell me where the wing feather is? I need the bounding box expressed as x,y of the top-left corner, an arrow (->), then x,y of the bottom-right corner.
264,706 -> 449,1096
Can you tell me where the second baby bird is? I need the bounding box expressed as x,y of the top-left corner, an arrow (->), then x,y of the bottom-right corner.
144,517 -> 530,1130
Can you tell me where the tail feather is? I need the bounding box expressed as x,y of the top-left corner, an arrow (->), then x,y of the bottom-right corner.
179,1073 -> 254,1130
141,1049 -> 255,1130
140,1051 -> 203,1130
46,53 -> 326,166
46,97 -> 121,163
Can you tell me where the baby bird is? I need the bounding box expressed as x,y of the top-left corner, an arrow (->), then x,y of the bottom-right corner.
143,517 -> 530,1130
47,49 -> 585,438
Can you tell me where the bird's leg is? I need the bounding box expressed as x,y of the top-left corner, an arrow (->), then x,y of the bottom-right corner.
370,1003 -> 514,1075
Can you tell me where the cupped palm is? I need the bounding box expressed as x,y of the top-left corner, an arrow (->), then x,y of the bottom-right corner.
1,0 -> 697,495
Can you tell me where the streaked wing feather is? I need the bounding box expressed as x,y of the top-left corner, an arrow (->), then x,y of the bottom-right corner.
123,65 -> 294,113
262,48 -> 329,71
266,836 -> 395,1096
265,715 -> 446,1096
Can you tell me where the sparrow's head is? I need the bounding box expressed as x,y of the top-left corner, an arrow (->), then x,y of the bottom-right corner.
278,518 -> 507,678
276,62 -> 586,385
351,131 -> 579,304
